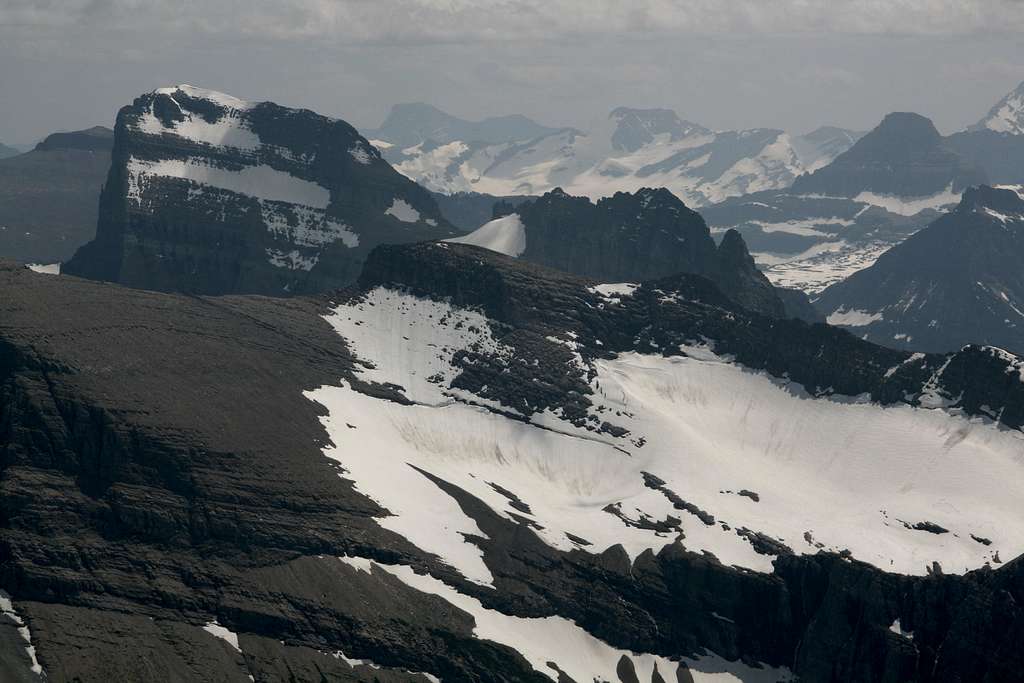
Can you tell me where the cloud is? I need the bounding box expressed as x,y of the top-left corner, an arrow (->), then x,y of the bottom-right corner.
4,0 -> 1024,43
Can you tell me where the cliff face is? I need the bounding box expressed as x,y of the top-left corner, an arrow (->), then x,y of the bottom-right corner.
64,85 -> 456,295
2,253 -> 1024,682
460,187 -> 793,318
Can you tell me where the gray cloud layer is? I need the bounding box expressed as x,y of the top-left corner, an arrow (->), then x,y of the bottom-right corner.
7,0 -> 1024,39
2,1 -> 1024,143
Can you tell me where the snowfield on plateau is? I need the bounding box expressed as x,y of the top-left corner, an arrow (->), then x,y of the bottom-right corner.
308,287 -> 1023,589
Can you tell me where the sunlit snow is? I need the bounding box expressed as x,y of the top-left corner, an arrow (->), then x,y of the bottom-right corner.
0,590 -> 44,676
337,557 -> 794,683
308,288 -> 1024,587
827,307 -> 884,326
445,214 -> 526,257
385,198 -> 422,223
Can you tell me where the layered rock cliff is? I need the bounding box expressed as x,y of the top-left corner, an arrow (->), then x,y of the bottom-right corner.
64,85 -> 457,295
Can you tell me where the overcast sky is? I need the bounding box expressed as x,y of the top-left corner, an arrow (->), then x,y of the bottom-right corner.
2,0 -> 1024,144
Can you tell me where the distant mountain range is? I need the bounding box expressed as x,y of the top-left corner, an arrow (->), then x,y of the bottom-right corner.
703,111 -> 984,293
370,83 -> 1024,302
0,126 -> 113,264
816,185 -> 1024,354
372,104 -> 863,206
364,102 -> 568,148
0,141 -> 20,159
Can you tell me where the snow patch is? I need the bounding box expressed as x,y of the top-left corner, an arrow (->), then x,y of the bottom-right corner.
0,590 -> 44,677
310,291 -> 1024,580
126,156 -> 359,251
127,156 -> 330,207
758,241 -> 893,295
154,84 -> 252,110
203,621 -> 241,653
340,557 -> 793,683
261,205 -> 359,248
587,282 -> 641,305
349,142 -> 373,165
385,198 -> 421,223
139,86 -> 259,150
889,618 -> 914,640
266,248 -> 318,271
445,214 -> 526,257
827,308 -> 884,327
853,186 -> 960,216
26,263 -> 60,275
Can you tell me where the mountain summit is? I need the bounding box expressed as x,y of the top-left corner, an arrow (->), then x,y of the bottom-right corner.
608,107 -> 710,152
791,112 -> 987,199
64,85 -> 456,295
970,80 -> 1024,136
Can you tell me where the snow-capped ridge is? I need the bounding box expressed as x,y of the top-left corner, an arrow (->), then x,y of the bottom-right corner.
970,80 -> 1024,136
380,105 -> 860,206
153,84 -> 253,111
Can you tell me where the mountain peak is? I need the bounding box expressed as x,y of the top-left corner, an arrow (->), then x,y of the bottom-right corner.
871,112 -> 942,146
608,107 -> 710,152
153,84 -> 253,111
33,126 -> 114,152
790,111 -> 985,199
970,80 -> 1024,135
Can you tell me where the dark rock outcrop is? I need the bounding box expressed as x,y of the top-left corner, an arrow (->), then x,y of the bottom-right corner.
502,187 -> 791,318
713,228 -> 785,318
430,190 -> 534,232
945,129 -> 1024,186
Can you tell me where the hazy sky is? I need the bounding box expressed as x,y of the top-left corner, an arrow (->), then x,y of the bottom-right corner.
2,0 -> 1024,144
